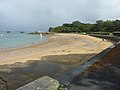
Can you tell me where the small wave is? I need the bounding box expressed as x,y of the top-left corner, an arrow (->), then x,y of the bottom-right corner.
0,34 -> 4,37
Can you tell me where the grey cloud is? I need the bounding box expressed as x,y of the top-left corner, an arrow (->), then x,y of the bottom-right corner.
0,0 -> 120,31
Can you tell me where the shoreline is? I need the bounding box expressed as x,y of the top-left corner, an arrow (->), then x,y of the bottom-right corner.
0,33 -> 112,65
0,33 -> 55,52
0,31 -> 48,49
0,33 -> 113,90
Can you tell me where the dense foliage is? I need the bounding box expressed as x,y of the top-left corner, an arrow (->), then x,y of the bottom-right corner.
57,84 -> 68,90
49,20 -> 120,33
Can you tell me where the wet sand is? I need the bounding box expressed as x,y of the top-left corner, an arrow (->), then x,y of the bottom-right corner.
0,33 -> 112,89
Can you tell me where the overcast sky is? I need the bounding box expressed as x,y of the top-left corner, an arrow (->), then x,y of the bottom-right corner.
0,0 -> 120,31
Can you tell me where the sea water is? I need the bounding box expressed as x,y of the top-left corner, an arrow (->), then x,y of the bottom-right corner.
0,31 -> 47,48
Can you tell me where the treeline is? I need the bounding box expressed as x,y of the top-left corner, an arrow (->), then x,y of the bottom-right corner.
48,20 -> 120,33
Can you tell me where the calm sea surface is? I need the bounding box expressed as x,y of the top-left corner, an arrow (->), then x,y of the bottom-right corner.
0,31 -> 47,48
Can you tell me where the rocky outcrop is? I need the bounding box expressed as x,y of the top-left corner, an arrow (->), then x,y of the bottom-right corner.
0,77 -> 8,90
16,76 -> 59,90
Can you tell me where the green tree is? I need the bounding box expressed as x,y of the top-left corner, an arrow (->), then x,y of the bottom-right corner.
72,20 -> 81,27
96,20 -> 105,32
113,20 -> 120,31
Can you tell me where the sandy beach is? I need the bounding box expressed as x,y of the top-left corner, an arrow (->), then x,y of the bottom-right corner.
0,33 -> 112,65
0,33 -> 113,89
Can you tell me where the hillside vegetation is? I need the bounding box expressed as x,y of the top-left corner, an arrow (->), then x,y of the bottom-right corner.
49,20 -> 120,33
